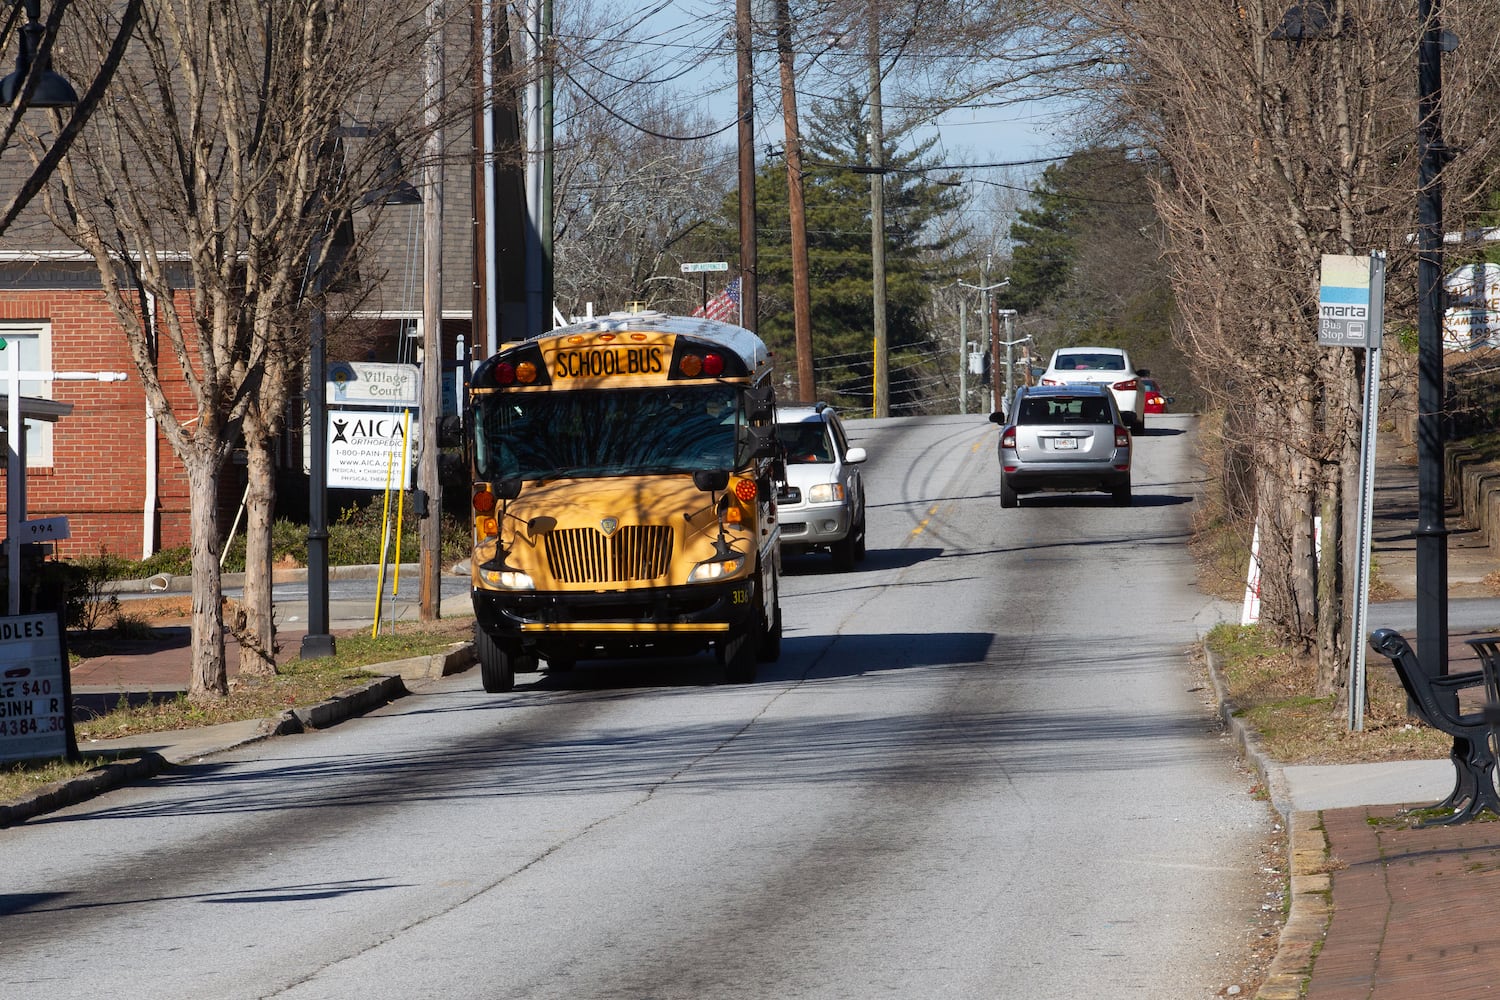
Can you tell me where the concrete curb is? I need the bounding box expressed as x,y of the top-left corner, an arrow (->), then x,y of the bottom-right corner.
0,644 -> 476,829
1203,646 -> 1330,1000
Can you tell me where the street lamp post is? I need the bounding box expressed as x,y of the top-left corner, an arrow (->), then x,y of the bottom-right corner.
302,277 -> 335,658
0,0 -> 77,107
301,133 -> 421,659
1413,0 -> 1449,676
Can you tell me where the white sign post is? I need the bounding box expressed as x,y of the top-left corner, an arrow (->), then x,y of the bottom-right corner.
1321,252 -> 1385,731
0,611 -> 76,763
1,345 -> 128,615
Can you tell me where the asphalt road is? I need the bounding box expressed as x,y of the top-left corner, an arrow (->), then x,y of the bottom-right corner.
1,412 -> 1269,999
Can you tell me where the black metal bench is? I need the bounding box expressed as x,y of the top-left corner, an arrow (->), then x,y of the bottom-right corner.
1368,628 -> 1500,825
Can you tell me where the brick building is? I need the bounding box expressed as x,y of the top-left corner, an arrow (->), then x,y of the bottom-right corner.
0,182 -> 479,563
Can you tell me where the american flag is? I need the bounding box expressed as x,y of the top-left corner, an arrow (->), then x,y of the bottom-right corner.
692,277 -> 742,323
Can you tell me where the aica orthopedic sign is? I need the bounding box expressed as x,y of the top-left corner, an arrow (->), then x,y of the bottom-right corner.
1319,253 -> 1385,348
327,409 -> 419,489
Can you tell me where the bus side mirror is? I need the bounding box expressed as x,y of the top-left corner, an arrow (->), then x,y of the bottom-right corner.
693,469 -> 730,493
492,477 -> 523,500
751,430 -> 780,460
746,383 -> 775,423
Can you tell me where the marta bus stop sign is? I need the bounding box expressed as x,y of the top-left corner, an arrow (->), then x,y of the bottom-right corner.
1319,253 -> 1385,348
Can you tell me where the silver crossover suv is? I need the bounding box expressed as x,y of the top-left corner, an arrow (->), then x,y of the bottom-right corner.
989,384 -> 1132,507
775,403 -> 868,569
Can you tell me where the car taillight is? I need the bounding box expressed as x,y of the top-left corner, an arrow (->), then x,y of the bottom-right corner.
1001,427 -> 1017,448
1115,426 -> 1131,447
1040,377 -> 1062,386
1113,378 -> 1139,391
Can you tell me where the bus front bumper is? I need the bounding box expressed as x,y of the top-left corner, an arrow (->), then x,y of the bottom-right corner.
471,578 -> 758,659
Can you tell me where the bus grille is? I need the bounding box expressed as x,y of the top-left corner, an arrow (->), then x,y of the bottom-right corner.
544,525 -> 675,583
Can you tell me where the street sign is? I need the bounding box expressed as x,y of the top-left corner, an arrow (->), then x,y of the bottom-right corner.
327,408 -> 419,489
680,261 -> 729,273
20,516 -> 68,542
1319,253 -> 1384,348
0,612 -> 74,763
327,361 -> 419,407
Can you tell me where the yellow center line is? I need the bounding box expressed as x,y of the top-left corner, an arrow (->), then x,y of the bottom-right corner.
911,504 -> 941,537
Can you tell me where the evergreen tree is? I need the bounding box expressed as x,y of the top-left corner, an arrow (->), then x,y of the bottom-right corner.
723,91 -> 966,412
1003,147 -> 1183,400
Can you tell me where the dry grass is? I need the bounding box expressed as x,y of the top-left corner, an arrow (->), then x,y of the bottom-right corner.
1206,623 -> 1451,765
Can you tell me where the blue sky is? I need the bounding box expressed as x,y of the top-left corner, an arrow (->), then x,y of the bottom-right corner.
588,2 -> 1076,182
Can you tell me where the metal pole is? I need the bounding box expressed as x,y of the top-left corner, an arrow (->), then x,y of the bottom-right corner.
419,0 -> 446,620
1415,0 -> 1448,675
1349,252 -> 1385,731
301,296 -> 334,657
958,298 -> 967,415
1002,310 -> 1018,413
6,343 -> 19,615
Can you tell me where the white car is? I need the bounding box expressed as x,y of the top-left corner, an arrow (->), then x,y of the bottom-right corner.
774,403 -> 868,570
1039,346 -> 1150,431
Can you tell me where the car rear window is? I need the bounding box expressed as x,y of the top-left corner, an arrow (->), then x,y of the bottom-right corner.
1054,353 -> 1125,372
1018,396 -> 1112,424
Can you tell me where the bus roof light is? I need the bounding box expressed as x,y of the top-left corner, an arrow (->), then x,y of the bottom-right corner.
679,354 -> 703,377
494,362 -> 516,385
703,353 -> 725,377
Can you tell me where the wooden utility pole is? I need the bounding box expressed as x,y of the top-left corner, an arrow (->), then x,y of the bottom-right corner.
736,0 -> 757,333
419,0 -> 445,620
868,6 -> 888,418
775,0 -> 814,402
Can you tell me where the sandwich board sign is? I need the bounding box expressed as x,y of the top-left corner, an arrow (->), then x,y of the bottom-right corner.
0,612 -> 76,763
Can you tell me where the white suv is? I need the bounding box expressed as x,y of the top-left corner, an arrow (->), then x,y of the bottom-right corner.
1039,346 -> 1149,431
774,404 -> 868,570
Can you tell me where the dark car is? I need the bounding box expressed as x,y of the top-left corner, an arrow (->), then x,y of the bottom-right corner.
989,384 -> 1132,507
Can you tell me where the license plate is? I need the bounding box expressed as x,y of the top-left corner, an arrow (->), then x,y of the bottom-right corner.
1053,438 -> 1078,449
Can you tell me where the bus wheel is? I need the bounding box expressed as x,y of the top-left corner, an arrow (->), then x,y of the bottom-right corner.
476,627 -> 516,693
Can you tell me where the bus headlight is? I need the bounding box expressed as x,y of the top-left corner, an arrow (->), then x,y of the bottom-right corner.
688,555 -> 745,581
483,568 -> 535,590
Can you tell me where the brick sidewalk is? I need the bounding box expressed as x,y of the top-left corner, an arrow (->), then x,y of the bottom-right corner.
1304,803 -> 1500,999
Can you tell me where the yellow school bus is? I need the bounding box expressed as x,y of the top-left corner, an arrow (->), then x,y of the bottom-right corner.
466,310 -> 783,691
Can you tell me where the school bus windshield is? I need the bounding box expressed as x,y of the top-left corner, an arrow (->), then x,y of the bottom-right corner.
474,384 -> 745,481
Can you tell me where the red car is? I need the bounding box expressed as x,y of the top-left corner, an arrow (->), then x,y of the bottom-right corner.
1142,378 -> 1171,414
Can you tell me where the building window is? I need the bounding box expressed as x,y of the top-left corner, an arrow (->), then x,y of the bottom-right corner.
0,324 -> 53,467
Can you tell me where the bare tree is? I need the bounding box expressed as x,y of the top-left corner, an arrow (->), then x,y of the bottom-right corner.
35,0 -> 467,700
1045,0 -> 1500,691
549,3 -> 735,314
